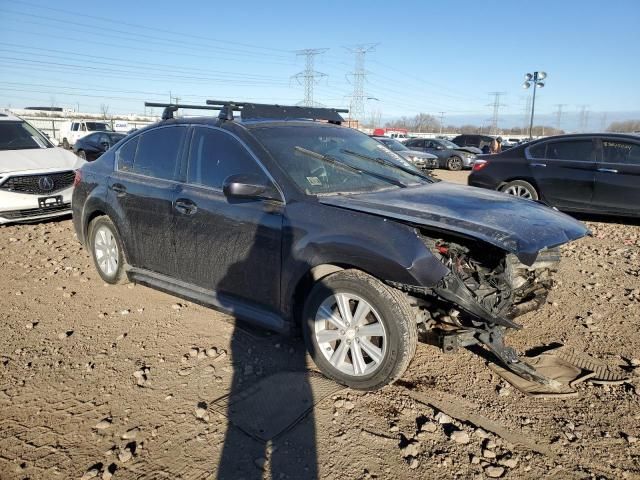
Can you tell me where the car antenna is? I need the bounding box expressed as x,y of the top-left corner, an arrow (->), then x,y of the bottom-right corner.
144,102 -> 222,120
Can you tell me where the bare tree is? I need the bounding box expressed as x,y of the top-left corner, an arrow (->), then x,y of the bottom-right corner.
607,120 -> 640,133
100,104 -> 110,120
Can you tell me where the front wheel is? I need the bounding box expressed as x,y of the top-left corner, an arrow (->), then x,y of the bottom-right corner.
447,156 -> 463,171
302,269 -> 418,390
500,180 -> 539,201
88,216 -> 128,284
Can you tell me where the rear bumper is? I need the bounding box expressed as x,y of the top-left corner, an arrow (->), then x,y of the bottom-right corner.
0,186 -> 73,224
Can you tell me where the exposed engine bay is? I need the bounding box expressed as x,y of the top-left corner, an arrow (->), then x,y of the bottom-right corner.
389,231 -> 564,385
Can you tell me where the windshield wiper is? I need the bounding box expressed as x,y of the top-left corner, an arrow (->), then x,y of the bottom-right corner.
293,146 -> 407,188
340,148 -> 433,182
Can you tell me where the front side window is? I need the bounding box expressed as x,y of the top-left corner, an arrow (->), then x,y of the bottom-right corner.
132,127 -> 186,180
252,125 -> 432,195
602,140 -> 640,165
187,127 -> 265,189
0,121 -> 52,151
546,140 -> 594,161
86,122 -> 111,131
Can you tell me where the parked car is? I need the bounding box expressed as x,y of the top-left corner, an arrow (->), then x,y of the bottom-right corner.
73,131 -> 127,161
370,136 -> 438,170
468,133 -> 640,217
404,137 -> 477,170
451,134 -> 496,154
58,120 -> 113,149
0,112 -> 85,224
73,102 -> 588,390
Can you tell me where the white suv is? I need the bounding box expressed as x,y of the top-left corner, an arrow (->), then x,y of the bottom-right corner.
0,113 -> 85,224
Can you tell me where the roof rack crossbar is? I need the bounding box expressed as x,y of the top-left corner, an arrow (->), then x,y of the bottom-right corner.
144,102 -> 222,120
205,99 -> 348,124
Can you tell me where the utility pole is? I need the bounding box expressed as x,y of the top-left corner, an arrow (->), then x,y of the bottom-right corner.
346,44 -> 377,122
487,92 -> 506,135
438,111 -> 445,134
553,104 -> 567,132
292,48 -> 328,107
522,95 -> 532,134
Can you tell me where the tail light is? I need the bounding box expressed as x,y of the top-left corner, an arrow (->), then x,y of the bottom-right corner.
472,159 -> 489,172
73,170 -> 82,187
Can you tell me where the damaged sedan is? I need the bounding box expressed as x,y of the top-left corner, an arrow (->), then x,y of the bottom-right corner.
72,101 -> 589,390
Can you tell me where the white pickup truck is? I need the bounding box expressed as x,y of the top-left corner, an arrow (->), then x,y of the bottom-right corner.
58,120 -> 113,149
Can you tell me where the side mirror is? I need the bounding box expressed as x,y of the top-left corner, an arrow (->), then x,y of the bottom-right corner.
222,173 -> 281,202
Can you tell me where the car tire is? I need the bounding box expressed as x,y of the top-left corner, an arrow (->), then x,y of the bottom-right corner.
88,216 -> 129,284
447,156 -> 463,171
77,150 -> 87,160
302,269 -> 418,391
500,180 -> 539,201
62,138 -> 70,150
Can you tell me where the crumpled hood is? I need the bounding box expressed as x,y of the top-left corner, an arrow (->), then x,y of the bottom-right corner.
455,146 -> 482,155
319,182 -> 589,265
0,147 -> 84,174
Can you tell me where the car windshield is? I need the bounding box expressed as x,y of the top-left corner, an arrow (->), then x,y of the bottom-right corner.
0,121 -> 53,151
379,138 -> 408,151
441,140 -> 460,149
252,125 -> 432,195
86,122 -> 111,131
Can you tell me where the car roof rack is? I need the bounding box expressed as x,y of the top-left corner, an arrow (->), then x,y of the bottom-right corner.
205,100 -> 348,124
144,102 -> 222,120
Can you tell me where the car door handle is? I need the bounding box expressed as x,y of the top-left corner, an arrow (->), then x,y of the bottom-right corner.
530,163 -> 547,168
174,198 -> 198,215
597,168 -> 618,174
109,183 -> 127,196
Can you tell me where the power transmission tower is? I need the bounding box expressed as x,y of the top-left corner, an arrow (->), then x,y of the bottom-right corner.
292,48 -> 328,107
553,104 -> 567,131
578,105 -> 590,132
600,112 -> 608,132
487,92 -> 506,135
346,44 -> 377,122
438,112 -> 445,134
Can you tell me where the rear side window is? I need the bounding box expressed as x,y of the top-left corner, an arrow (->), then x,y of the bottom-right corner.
132,127 -> 187,180
187,127 -> 264,189
602,140 -> 640,165
528,142 -> 546,158
116,137 -> 139,172
546,140 -> 594,161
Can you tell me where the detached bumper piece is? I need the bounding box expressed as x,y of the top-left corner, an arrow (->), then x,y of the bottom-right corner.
438,326 -> 559,387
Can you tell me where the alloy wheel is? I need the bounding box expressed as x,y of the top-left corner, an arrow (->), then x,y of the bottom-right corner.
314,293 -> 387,377
504,185 -> 533,199
94,225 -> 119,277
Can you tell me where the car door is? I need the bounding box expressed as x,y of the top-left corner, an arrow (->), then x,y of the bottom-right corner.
108,125 -> 188,275
591,137 -> 640,215
527,138 -> 596,209
405,138 -> 426,152
172,126 -> 283,312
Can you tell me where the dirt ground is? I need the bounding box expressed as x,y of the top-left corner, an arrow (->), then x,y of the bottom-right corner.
1,170 -> 639,480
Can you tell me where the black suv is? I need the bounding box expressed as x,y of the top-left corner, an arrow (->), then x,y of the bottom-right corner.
72,101 -> 588,390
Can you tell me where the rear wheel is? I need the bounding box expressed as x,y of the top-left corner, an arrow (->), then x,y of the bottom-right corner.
88,216 -> 128,284
500,180 -> 539,201
302,269 -> 418,390
447,156 -> 463,171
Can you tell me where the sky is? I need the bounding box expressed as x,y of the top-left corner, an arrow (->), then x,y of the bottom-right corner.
0,0 -> 639,130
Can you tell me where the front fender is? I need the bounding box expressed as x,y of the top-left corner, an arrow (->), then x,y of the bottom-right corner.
280,202 -> 449,317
